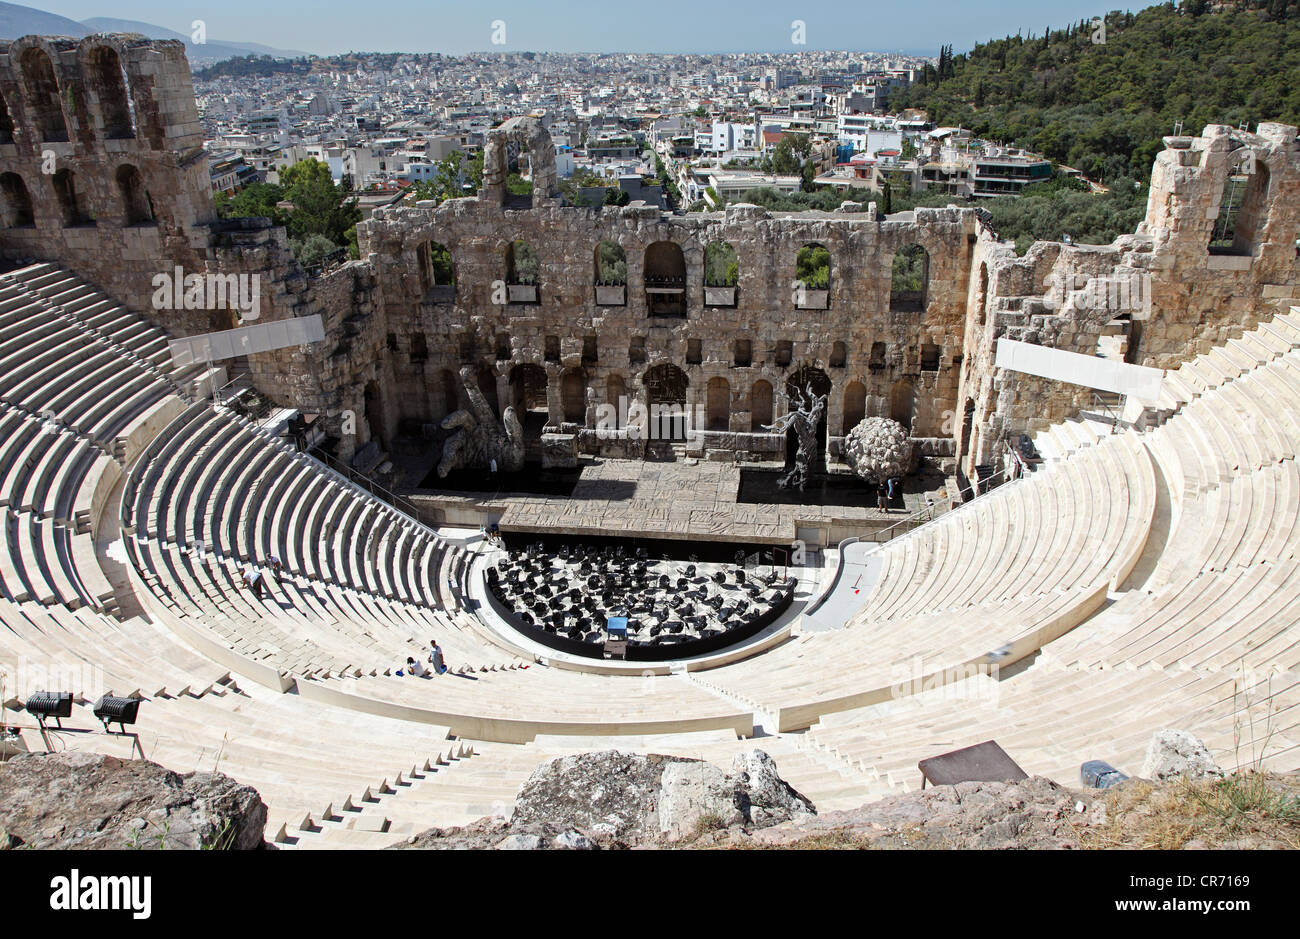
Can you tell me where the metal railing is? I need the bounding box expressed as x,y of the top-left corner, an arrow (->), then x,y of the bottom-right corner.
197,371 -> 441,537
1090,391 -> 1123,430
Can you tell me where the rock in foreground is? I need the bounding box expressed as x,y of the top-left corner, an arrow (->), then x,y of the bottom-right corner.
0,751 -> 269,850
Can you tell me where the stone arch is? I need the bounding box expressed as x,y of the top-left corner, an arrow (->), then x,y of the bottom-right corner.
439,368 -> 459,417
51,168 -> 89,226
560,368 -> 586,423
750,379 -> 773,432
19,47 -> 67,142
890,243 -> 929,311
476,362 -> 500,418
505,239 -> 539,284
843,381 -> 867,434
363,380 -> 387,450
795,242 -> 830,289
959,396 -> 976,460
703,239 -> 738,286
645,240 -> 687,317
643,362 -> 689,441
510,363 -> 548,409
889,379 -> 914,430
85,44 -> 134,140
1215,152 -> 1271,256
482,115 -> 558,208
594,240 -> 627,284
116,164 -> 154,225
0,92 -> 13,144
0,173 -> 34,227
706,376 -> 730,432
606,373 -> 626,429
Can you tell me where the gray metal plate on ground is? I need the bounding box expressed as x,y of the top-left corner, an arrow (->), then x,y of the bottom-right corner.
918,739 -> 1029,788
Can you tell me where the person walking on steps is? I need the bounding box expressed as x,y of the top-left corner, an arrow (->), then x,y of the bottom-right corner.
428,640 -> 447,675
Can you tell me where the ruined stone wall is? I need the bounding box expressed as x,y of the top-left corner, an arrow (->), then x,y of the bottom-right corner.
354,197 -> 975,465
2,39 -> 1297,486
0,35 -> 220,333
956,122 -> 1300,478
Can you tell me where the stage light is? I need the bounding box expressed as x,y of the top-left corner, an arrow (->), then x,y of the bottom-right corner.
25,691 -> 73,729
93,695 -> 142,732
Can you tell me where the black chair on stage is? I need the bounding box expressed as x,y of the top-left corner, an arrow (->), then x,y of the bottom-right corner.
712,571 -> 726,584
685,564 -> 697,578
734,569 -> 746,584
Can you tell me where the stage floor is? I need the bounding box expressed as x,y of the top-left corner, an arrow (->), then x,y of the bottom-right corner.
479,459 -> 941,545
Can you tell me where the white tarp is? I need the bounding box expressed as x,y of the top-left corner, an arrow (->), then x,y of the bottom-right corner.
995,338 -> 1163,403
168,316 -> 325,367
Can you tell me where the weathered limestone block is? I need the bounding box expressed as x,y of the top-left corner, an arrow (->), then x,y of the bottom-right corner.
540,432 -> 578,469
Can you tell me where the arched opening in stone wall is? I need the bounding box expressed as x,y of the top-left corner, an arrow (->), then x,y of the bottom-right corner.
52,169 -> 89,226
510,363 -> 550,443
363,380 -> 387,450
830,341 -> 847,368
795,243 -> 830,289
843,381 -> 867,434
116,164 -> 154,226
476,363 -> 500,418
1216,155 -> 1268,256
594,240 -> 627,284
440,369 -> 459,417
0,93 -> 13,144
606,373 -> 626,429
420,241 -> 455,288
0,173 -> 35,227
87,45 -> 134,140
561,369 -> 587,424
959,397 -> 976,460
644,362 -> 689,441
505,239 -> 539,284
706,376 -> 730,432
704,240 -> 738,286
976,262 -> 989,325
889,379 -> 914,431
645,241 -> 687,317
890,243 -> 929,312
1214,155 -> 1271,256
19,48 -> 67,143
786,366 -> 831,468
750,379 -> 773,432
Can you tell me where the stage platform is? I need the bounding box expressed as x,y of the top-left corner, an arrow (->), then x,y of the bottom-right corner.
411,458 -> 945,547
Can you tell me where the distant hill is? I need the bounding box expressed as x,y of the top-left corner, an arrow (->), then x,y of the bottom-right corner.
890,0 -> 1300,182
0,4 -> 306,64
79,17 -> 308,63
0,1 -> 87,38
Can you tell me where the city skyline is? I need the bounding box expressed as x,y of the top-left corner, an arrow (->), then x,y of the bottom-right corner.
38,0 -> 1115,56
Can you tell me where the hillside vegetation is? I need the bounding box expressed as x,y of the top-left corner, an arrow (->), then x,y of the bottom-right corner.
891,0 -> 1300,181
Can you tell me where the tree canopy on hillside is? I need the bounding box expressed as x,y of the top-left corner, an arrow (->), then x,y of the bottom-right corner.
890,1 -> 1300,181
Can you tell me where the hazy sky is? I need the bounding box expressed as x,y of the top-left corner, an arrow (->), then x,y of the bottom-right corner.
42,1 -> 1119,55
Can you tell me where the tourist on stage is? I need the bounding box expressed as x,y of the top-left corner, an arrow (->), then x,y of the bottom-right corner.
887,476 -> 899,503
877,485 -> 888,513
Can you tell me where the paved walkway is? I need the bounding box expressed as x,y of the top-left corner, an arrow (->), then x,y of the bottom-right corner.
801,542 -> 883,632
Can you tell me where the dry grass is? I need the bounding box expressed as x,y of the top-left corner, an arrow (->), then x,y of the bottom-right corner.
1078,772 -> 1300,850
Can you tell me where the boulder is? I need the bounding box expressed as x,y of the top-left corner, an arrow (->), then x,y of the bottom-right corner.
658,760 -> 744,838
1140,730 -> 1224,782
0,751 -> 269,850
